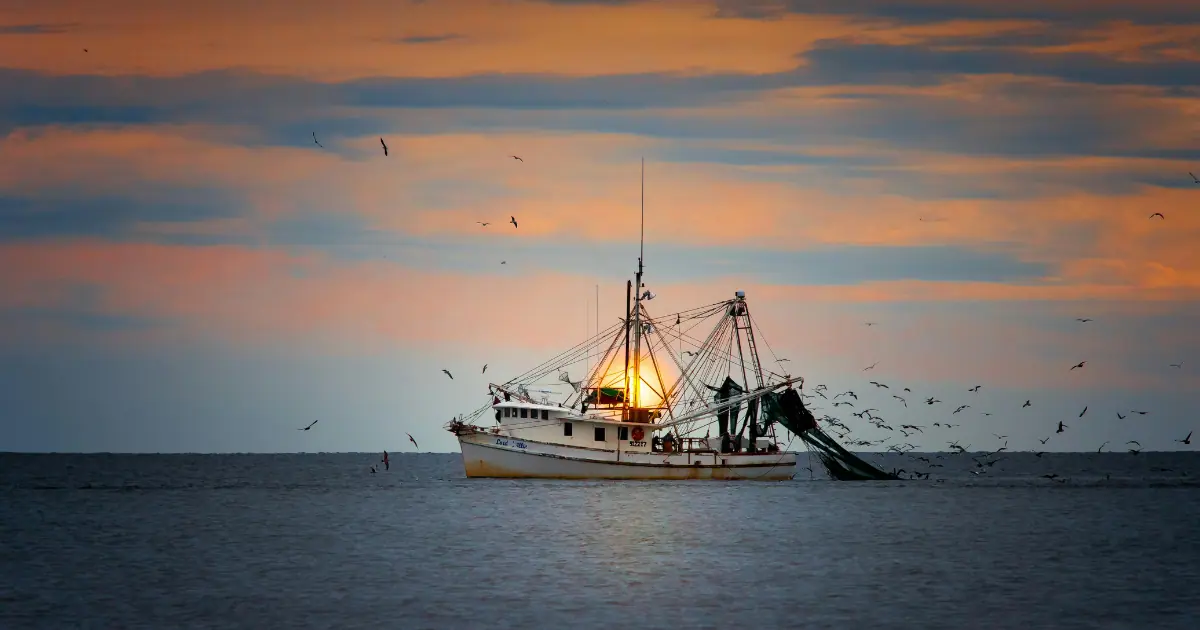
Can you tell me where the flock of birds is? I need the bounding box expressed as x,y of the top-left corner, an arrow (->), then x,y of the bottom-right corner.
289,141 -> 1197,478
795,317 -> 1194,482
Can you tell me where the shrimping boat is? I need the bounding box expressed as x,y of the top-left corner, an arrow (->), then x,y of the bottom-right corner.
446,162 -> 897,481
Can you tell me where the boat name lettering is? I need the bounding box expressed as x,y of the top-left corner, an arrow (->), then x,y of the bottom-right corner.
628,441 -> 647,447
495,438 -> 527,449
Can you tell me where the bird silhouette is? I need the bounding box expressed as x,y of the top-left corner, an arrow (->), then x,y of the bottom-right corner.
510,155 -> 523,162
1040,437 -> 1050,444
1126,440 -> 1141,448
1149,212 -> 1164,220
482,364 -> 488,374
510,216 -> 518,228
1076,318 -> 1092,323
863,362 -> 879,371
380,137 -> 388,156
407,433 -> 419,449
1079,406 -> 1088,418
442,369 -> 453,379
968,385 -> 981,392
298,420 -> 318,431
1190,172 -> 1199,183
1057,421 -> 1068,433
1070,361 -> 1086,370
1023,400 -> 1032,408
1177,431 -> 1192,445
1098,441 -> 1108,453
312,132 -> 323,148
1117,412 -> 1126,419
477,221 -> 491,226
1169,362 -> 1184,369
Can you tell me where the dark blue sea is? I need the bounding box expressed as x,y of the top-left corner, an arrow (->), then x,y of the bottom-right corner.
3,451 -> 1199,629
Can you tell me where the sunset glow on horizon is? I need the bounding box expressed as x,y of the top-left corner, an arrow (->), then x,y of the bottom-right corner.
1,0 -> 1198,453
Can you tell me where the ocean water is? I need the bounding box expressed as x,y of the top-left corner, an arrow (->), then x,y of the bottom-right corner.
2,451 -> 1199,629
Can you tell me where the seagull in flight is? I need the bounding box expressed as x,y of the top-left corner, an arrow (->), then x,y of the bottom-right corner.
510,216 -> 518,228
510,155 -> 523,162
1149,212 -> 1165,220
863,362 -> 879,371
1098,441 -> 1109,453
298,420 -> 318,431
1023,400 -> 1032,408
407,433 -> 419,449
1177,431 -> 1192,445
1170,362 -> 1184,369
1079,406 -> 1088,418
1190,172 -> 1199,183
380,137 -> 388,156
1057,421 -> 1068,433
1126,440 -> 1141,448
864,322 -> 877,327
482,364 -> 488,374
1076,318 -> 1092,323
312,132 -> 323,148
442,369 -> 454,380
477,221 -> 491,226
1070,361 -> 1086,370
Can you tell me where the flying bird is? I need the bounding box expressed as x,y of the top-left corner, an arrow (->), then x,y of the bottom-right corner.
968,385 -> 981,392
1057,421 -> 1067,433
1177,431 -> 1192,445
892,395 -> 907,407
953,405 -> 969,414
1040,437 -> 1050,444
1079,406 -> 1088,418
298,420 -> 318,431
864,322 -> 877,327
380,137 -> 388,156
83,48 -> 88,53
1117,412 -> 1126,419
1169,362 -> 1184,369
1076,318 -> 1092,323
1070,361 -> 1086,370
477,221 -> 491,226
407,433 -> 419,449
510,216 -> 518,228
482,364 -> 488,374
510,155 -> 523,162
1098,442 -> 1108,453
1149,212 -> 1164,220
1126,440 -> 1141,448
442,369 -> 454,379
312,132 -> 323,148
1023,400 -> 1032,408
1190,172 -> 1199,183
863,362 -> 879,371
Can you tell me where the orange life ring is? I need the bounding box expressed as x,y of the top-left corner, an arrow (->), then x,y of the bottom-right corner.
631,427 -> 645,441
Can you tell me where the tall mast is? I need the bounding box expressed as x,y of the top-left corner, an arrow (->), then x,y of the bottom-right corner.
632,158 -> 645,409
623,279 -> 631,420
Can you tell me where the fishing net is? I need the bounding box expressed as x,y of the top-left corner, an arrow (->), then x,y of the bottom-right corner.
762,388 -> 899,481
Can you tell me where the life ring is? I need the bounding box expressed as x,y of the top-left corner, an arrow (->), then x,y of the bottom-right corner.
631,427 -> 645,441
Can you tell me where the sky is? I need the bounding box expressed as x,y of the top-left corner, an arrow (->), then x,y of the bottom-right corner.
1,0 -> 1198,454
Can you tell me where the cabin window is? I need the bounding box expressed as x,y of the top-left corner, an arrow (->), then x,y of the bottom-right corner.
520,408 -> 528,418
594,427 -> 606,442
541,410 -> 549,420
504,408 -> 511,418
618,426 -> 629,441
563,422 -> 573,437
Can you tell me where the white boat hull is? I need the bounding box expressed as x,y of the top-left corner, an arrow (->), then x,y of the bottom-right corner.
457,431 -> 796,481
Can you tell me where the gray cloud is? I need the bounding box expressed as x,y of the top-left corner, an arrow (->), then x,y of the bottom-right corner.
711,0 -> 1200,25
